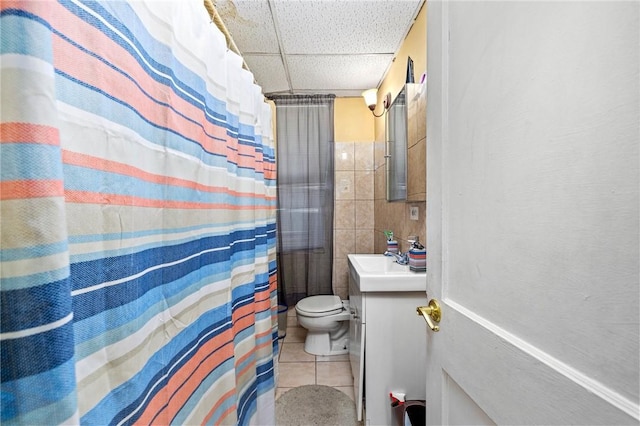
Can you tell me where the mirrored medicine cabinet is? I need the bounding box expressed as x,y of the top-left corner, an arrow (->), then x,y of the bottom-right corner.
385,87 -> 407,201
385,83 -> 426,202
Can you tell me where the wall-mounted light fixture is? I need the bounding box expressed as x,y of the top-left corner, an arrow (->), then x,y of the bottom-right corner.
362,88 -> 391,117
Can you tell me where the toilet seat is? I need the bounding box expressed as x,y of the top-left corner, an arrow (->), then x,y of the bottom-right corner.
296,295 -> 344,318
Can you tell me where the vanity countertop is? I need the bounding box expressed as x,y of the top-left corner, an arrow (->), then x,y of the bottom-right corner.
347,254 -> 426,292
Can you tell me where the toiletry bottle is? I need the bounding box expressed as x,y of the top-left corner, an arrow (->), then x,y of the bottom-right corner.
408,237 -> 426,272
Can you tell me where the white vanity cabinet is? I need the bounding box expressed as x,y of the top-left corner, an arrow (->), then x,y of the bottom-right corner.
348,257 -> 428,425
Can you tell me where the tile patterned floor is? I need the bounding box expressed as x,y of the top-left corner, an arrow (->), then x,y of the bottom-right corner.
276,309 -> 355,402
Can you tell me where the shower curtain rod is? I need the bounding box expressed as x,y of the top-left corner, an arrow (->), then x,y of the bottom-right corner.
203,0 -> 253,75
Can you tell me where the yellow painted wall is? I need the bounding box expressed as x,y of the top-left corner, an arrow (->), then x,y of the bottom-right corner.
277,3 -> 425,145
334,97 -> 374,142
333,3 -> 426,143
375,3 -> 426,142
373,2 -> 427,254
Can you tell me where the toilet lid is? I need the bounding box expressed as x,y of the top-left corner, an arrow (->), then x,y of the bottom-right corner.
296,295 -> 343,315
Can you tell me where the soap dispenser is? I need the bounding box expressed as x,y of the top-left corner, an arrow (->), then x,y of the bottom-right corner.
407,236 -> 426,272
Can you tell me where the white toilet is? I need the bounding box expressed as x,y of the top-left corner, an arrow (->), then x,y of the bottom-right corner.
295,295 -> 350,356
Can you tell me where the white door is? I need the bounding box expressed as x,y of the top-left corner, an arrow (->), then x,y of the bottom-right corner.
424,1 -> 639,425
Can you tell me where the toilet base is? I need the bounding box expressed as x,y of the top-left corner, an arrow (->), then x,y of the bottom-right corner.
303,322 -> 349,356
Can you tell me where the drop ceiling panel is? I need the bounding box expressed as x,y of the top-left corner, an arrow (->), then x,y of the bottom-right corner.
287,54 -> 393,93
272,0 -> 423,54
212,0 -> 425,96
243,54 -> 290,94
214,0 -> 280,54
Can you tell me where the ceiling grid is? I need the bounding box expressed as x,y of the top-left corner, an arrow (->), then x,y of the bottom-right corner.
213,0 -> 424,96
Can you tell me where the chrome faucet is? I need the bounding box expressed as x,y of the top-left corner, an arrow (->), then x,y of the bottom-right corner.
384,250 -> 409,265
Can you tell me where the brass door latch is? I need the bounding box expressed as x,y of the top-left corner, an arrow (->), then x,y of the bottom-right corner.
417,299 -> 441,332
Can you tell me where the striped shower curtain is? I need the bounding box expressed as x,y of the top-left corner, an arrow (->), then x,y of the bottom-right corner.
0,1 -> 278,424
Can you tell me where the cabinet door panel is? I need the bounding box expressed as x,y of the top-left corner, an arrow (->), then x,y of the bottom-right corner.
364,293 -> 428,425
349,269 -> 365,421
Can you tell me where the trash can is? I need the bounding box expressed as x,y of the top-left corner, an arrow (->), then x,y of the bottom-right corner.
392,399 -> 426,426
277,304 -> 288,339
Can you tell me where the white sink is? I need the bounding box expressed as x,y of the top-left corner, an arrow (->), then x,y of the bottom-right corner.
347,254 -> 426,292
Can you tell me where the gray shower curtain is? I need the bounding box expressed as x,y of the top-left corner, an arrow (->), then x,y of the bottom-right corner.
272,95 -> 335,307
